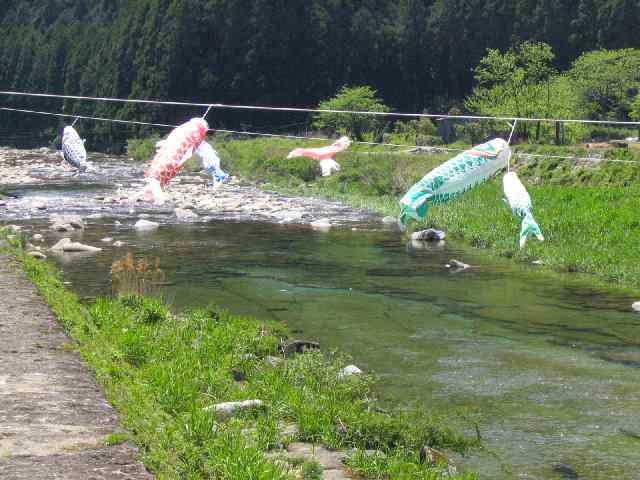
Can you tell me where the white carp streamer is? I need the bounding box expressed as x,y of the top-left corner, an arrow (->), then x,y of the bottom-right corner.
399,138 -> 511,226
503,171 -> 544,248
61,126 -> 88,173
287,136 -> 351,176
195,141 -> 228,183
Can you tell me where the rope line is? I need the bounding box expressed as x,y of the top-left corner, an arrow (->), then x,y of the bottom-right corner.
1,106 -> 638,164
2,90 -> 640,127
506,120 -> 518,172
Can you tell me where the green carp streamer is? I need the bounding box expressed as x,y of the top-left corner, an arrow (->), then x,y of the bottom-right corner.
399,138 -> 510,226
503,171 -> 544,248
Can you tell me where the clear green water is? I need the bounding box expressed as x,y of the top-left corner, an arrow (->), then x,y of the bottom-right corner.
33,218 -> 640,478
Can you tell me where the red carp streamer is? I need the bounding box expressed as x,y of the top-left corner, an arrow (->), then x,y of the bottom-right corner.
287,136 -> 351,176
142,117 -> 208,202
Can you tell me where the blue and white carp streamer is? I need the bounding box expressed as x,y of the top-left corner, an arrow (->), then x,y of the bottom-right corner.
503,171 -> 544,248
195,141 -> 228,183
60,126 -> 88,173
399,138 -> 511,226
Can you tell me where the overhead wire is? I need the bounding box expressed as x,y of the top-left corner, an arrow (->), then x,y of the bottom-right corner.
2,89 -> 640,126
1,103 -> 638,165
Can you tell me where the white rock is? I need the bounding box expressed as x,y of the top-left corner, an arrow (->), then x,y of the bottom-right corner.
310,218 -> 332,230
33,202 -> 47,210
135,219 -> 159,231
203,400 -> 265,420
632,302 -> 640,312
62,242 -> 102,253
50,238 -> 72,251
28,251 -> 47,260
339,365 -> 363,379
101,237 -> 114,243
174,208 -> 199,221
382,216 -> 398,225
113,241 -> 125,247
32,234 -> 44,242
87,213 -> 103,219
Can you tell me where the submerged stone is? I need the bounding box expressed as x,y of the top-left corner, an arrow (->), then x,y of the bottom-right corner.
446,259 -> 470,271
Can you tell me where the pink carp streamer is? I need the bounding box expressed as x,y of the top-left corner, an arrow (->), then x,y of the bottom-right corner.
287,136 -> 351,176
141,118 -> 209,203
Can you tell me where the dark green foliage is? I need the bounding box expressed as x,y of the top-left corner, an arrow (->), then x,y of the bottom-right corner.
1,1 -> 639,151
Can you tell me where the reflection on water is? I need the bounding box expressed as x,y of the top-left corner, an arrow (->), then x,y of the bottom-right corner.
22,217 -> 640,479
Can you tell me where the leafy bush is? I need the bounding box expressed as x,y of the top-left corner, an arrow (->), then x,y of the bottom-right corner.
262,155 -> 320,182
126,135 -> 161,162
313,86 -> 390,141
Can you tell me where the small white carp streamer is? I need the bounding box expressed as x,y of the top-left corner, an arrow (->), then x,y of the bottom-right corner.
61,126 -> 88,173
399,138 -> 510,226
195,141 -> 228,183
287,136 -> 351,176
503,171 -> 544,248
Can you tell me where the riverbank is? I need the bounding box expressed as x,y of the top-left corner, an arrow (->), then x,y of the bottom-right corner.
0,246 -> 152,479
211,137 -> 640,287
0,234 -> 478,479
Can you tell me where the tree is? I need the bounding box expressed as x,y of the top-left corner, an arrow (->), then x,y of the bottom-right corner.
313,86 -> 390,141
567,48 -> 640,121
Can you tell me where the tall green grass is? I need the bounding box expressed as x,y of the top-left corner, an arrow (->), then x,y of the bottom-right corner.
5,241 -> 477,480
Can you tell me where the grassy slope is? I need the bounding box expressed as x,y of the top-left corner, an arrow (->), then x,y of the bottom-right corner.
1,237 -> 477,480
212,137 -> 640,287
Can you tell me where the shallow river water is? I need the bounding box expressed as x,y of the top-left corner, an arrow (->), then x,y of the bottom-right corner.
4,159 -> 640,479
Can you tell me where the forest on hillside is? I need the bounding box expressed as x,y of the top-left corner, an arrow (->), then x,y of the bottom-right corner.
0,0 -> 639,149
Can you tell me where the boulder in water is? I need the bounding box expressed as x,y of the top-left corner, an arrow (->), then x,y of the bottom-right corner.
411,229 -> 446,241
446,259 -> 470,271
135,219 -> 159,231
632,302 -> 640,312
310,218 -> 332,230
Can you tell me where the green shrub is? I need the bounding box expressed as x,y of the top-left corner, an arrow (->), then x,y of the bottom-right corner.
126,135 -> 161,162
262,155 -> 320,182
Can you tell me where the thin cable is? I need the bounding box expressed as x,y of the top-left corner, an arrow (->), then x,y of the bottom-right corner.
2,90 -> 640,127
506,120 -> 518,172
2,105 -> 638,164
0,106 -> 179,129
202,104 -> 214,119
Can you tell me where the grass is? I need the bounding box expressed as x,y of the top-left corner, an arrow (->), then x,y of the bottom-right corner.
199,136 -> 640,288
0,234 -> 478,479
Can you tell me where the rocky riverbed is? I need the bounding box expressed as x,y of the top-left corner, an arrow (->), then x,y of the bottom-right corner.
0,146 -> 384,229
